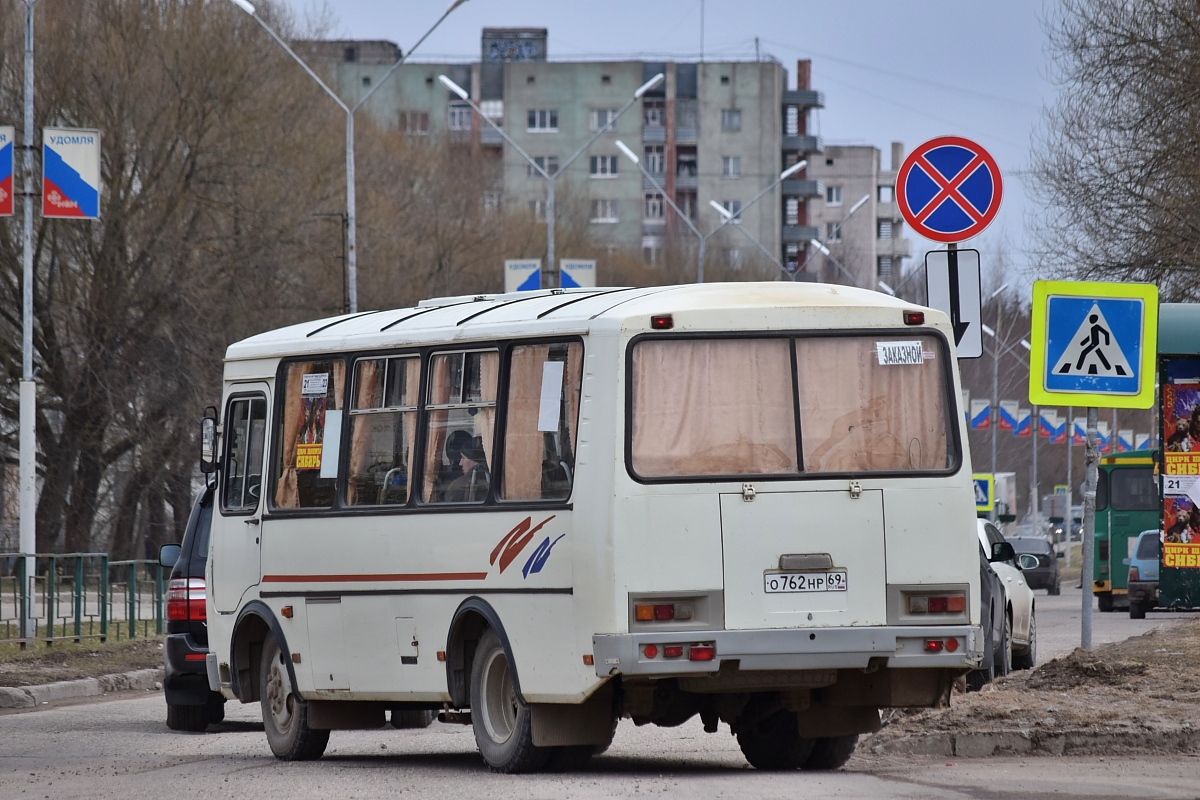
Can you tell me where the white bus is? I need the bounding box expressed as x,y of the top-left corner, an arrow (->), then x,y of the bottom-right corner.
202,282 -> 982,773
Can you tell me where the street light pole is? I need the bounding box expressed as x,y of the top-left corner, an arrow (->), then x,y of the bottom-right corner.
799,194 -> 870,284
18,0 -> 41,643
440,73 -> 663,288
231,0 -> 469,313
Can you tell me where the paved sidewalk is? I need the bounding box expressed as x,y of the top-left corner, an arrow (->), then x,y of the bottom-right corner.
0,668 -> 163,709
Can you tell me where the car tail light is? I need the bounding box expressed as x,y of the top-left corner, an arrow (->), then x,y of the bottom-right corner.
663,645 -> 684,658
1129,566 -> 1141,582
634,601 -> 695,622
903,310 -> 925,325
689,643 -> 715,661
908,593 -> 966,614
166,578 -> 207,622
924,639 -> 944,652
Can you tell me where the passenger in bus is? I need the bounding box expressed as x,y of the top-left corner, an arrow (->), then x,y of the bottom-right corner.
445,437 -> 490,502
436,429 -> 473,498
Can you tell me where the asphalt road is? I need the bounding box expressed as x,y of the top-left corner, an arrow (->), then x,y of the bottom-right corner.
1034,583 -> 1196,662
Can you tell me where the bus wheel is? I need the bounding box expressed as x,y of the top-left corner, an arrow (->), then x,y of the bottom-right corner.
471,627 -> 548,774
260,633 -> 329,761
802,734 -> 858,771
1097,592 -> 1114,613
737,708 -> 814,770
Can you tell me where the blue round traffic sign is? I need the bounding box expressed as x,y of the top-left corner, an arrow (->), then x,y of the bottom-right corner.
897,136 -> 1003,244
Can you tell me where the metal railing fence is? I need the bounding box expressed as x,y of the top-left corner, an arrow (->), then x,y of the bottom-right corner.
0,553 -> 167,647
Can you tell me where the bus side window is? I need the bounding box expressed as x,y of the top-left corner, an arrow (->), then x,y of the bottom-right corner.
423,350 -> 499,504
501,342 -> 583,501
346,356 -> 420,506
273,359 -> 346,509
223,396 -> 267,513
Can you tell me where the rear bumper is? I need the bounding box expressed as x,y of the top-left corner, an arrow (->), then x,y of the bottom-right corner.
592,625 -> 983,678
1128,580 -> 1159,604
164,632 -> 211,706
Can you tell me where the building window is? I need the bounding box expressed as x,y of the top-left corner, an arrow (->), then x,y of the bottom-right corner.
589,108 -> 620,132
676,191 -> 697,220
590,199 -> 619,223
589,155 -> 618,178
720,75 -> 730,85
362,76 -> 372,88
643,99 -> 665,127
644,193 -> 664,220
720,199 -> 743,223
676,101 -> 698,130
398,111 -> 430,136
642,236 -> 662,265
825,222 -> 842,242
601,74 -> 612,85
344,47 -> 357,62
721,108 -> 742,132
724,248 -> 742,269
785,242 -> 801,273
482,191 -> 500,215
677,153 -> 698,178
878,256 -> 894,279
722,156 -> 742,178
878,219 -> 893,239
527,108 -> 558,132
644,145 -> 665,174
528,156 -> 558,177
529,199 -> 547,221
785,106 -> 799,136
826,185 -> 843,206
448,103 -> 472,131
480,100 -> 503,122
879,185 -> 894,203
785,197 -> 799,227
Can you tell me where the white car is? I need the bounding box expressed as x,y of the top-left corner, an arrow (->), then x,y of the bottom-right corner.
976,519 -> 1037,671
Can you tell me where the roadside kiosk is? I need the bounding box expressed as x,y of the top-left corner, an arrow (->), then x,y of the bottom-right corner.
1157,303 -> 1200,609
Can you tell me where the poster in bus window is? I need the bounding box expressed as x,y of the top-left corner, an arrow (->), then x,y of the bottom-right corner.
297,372 -> 329,470
1161,361 -> 1200,566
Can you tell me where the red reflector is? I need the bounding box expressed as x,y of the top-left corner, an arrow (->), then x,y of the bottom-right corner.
945,638 -> 959,653
184,653 -> 207,661
650,314 -> 674,330
924,639 -> 944,652
654,604 -> 675,621
947,595 -> 966,613
904,310 -> 925,325
643,644 -> 658,659
928,596 -> 949,613
664,645 -> 684,658
689,644 -> 715,661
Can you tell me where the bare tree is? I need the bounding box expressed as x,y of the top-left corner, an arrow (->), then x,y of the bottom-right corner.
1033,0 -> 1200,299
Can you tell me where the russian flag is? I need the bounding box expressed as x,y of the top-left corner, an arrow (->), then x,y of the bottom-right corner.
1117,429 -> 1133,453
1016,408 -> 1032,438
0,135 -> 12,217
1135,432 -> 1151,451
970,399 -> 991,429
1053,419 -> 1067,444
999,401 -> 1019,431
1073,417 -> 1087,446
1039,410 -> 1057,439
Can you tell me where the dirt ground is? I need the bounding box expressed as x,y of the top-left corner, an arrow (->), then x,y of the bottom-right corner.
866,620 -> 1200,752
0,636 -> 164,687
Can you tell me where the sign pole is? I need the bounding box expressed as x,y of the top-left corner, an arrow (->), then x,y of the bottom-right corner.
19,0 -> 38,645
1081,406 -> 1099,650
1065,405 -> 1073,570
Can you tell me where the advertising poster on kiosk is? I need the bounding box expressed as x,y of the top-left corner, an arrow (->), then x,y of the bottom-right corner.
1161,358 -> 1200,568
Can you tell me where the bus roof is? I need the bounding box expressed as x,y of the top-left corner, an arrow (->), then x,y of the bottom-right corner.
224,282 -> 946,362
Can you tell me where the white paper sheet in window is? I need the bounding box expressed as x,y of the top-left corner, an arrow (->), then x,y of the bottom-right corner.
538,361 -> 565,432
320,410 -> 342,479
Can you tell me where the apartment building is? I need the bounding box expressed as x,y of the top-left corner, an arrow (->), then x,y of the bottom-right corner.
302,30 -> 843,277
806,142 -> 913,290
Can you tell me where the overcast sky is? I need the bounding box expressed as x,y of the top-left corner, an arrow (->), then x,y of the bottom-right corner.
280,0 -> 1055,294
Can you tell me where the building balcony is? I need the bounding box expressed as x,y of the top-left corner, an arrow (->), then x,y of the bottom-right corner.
782,89 -> 825,109
642,125 -> 666,143
675,173 -> 699,191
642,219 -> 667,235
878,236 -> 914,258
781,178 -> 823,199
782,225 -> 820,243
675,126 -> 698,144
782,135 -> 822,153
642,172 -> 667,191
480,127 -> 504,146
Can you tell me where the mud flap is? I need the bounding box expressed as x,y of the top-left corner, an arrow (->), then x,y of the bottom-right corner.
531,682 -> 615,747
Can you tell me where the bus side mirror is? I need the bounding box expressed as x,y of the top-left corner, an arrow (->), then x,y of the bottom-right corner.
200,407 -> 218,475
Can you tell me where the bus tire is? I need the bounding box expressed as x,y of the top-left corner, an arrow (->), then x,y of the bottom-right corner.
1098,592 -> 1114,613
802,734 -> 858,771
471,627 -> 548,774
260,633 -> 329,761
737,708 -> 814,770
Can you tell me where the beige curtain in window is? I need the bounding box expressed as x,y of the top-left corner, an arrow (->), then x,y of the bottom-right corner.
476,351 -> 499,464
631,339 -> 798,477
274,361 -> 315,508
347,360 -> 381,505
423,356 -> 453,502
564,342 -> 583,459
503,346 -> 549,500
799,337 -> 949,472
400,357 -> 420,497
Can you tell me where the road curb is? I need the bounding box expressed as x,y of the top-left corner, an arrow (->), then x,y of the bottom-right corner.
0,668 -> 163,709
866,725 -> 1200,757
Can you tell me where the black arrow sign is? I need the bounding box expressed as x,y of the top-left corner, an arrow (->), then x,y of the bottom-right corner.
946,248 -> 970,345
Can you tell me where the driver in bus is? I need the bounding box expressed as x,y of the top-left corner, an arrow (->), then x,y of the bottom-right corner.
445,436 -> 490,502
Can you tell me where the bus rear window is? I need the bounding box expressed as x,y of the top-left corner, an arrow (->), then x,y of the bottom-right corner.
1110,467 -> 1158,511
629,334 -> 954,480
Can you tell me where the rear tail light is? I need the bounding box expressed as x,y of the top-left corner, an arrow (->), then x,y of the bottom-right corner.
1129,566 -> 1141,582
924,639 -> 944,652
688,644 -> 715,661
166,578 -> 207,622
908,593 -> 966,614
633,601 -> 695,623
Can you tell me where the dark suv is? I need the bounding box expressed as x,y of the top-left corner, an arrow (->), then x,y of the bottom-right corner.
159,485 -> 225,731
1005,536 -> 1062,595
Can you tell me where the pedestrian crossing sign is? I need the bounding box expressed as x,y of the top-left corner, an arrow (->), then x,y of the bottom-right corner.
974,473 -> 995,512
1029,280 -> 1158,409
